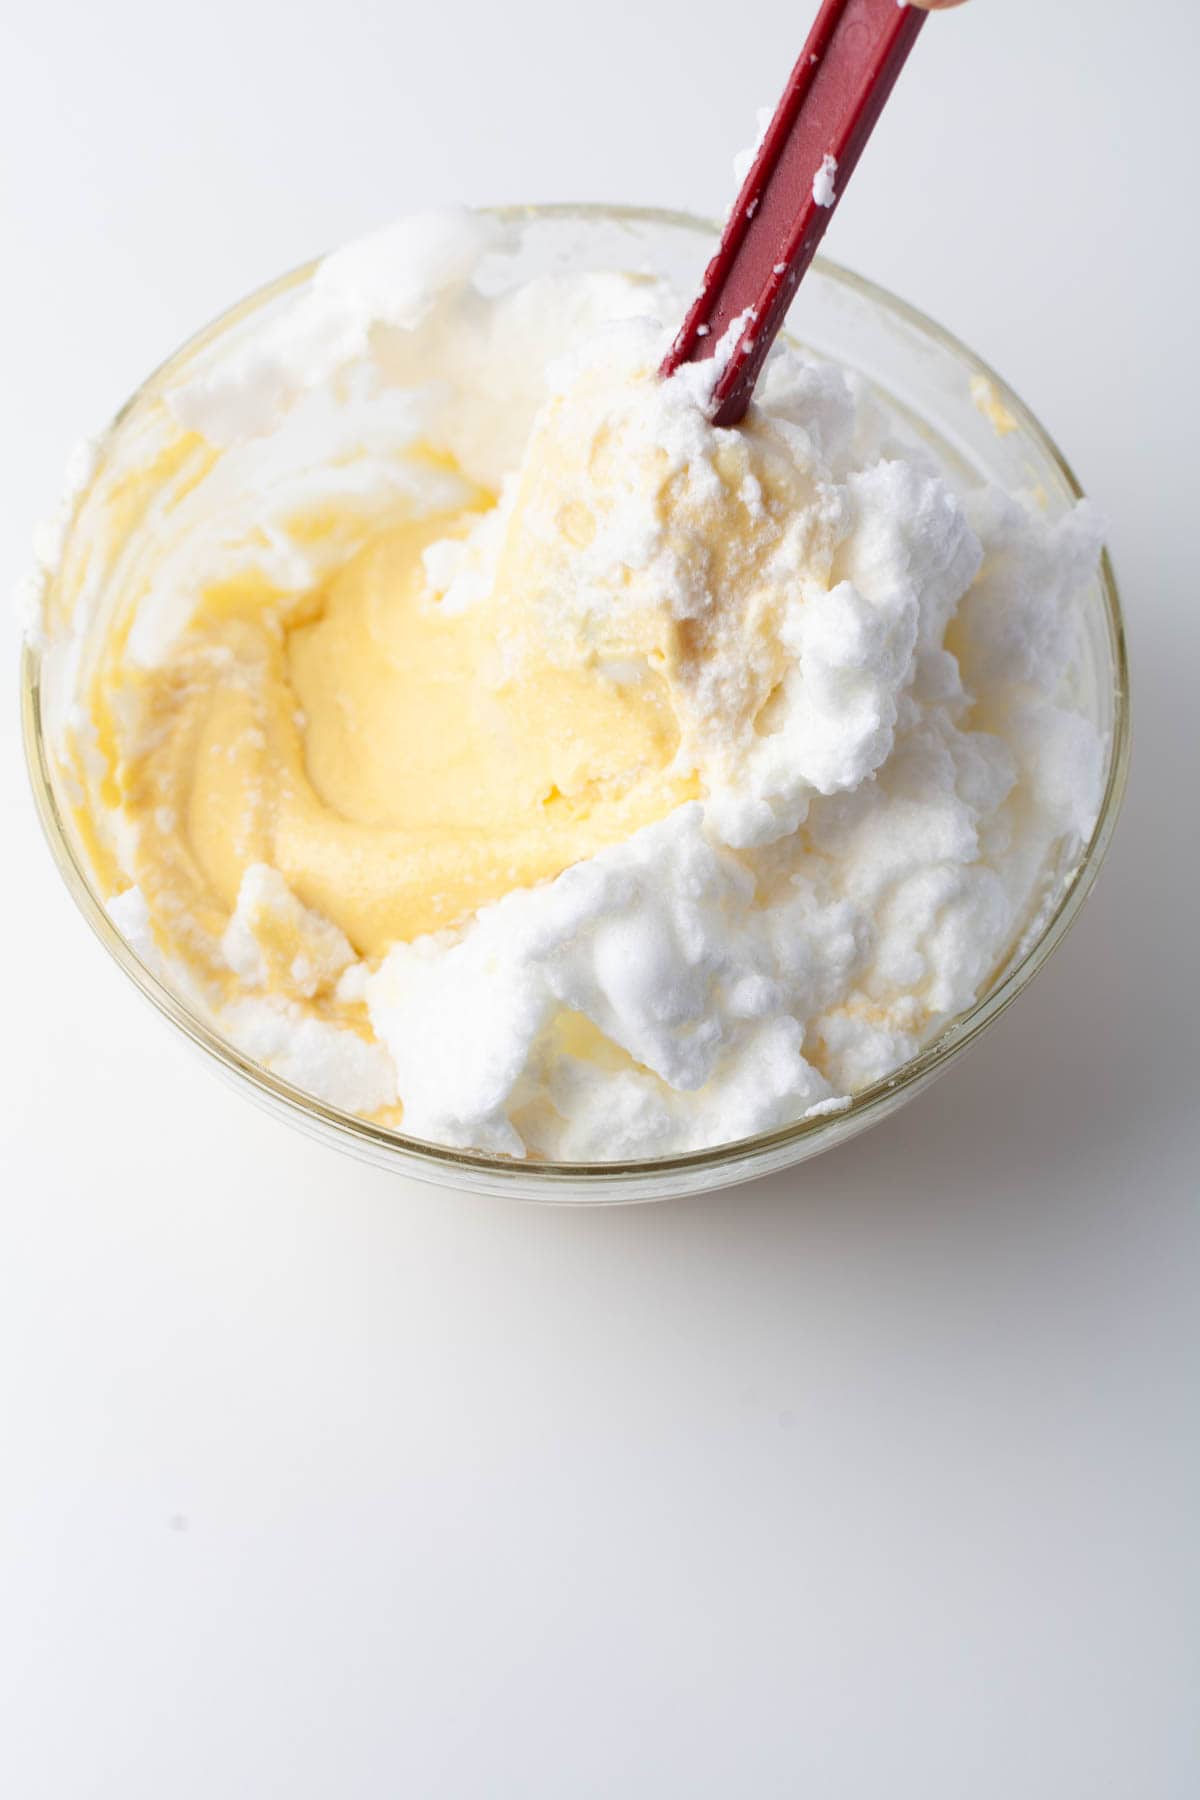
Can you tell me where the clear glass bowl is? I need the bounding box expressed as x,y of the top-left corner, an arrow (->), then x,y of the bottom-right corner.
20,205 -> 1130,1202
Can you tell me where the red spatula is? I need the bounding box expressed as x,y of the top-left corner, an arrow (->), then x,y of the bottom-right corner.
660,0 -> 931,426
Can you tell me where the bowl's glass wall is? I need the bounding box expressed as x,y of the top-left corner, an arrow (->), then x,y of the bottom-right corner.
22,207 -> 1129,1202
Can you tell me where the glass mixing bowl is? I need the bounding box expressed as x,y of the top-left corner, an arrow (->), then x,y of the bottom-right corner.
21,205 -> 1130,1202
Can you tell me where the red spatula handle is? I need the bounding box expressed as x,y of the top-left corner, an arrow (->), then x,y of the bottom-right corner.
661,0 -> 927,426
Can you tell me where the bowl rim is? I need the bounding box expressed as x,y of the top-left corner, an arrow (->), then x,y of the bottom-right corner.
20,201 -> 1132,1187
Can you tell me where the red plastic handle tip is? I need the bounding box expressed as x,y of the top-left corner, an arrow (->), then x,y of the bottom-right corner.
661,0 -> 927,427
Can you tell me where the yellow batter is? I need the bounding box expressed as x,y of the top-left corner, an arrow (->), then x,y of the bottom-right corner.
107,490 -> 698,988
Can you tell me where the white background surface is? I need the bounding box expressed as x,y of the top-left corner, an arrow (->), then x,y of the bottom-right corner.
2,2 -> 1197,1794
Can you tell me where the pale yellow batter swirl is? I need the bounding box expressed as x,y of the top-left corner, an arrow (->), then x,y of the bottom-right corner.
112,494 -> 697,978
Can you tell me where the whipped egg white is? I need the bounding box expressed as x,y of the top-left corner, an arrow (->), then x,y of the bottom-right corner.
37,210 -> 1105,1159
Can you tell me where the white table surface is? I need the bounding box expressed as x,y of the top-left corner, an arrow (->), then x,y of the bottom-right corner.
2,2 -> 1197,1794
